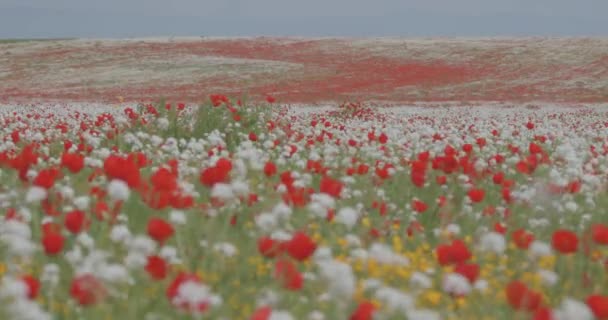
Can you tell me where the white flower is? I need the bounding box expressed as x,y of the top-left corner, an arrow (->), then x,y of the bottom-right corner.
160,246 -> 182,264
0,277 -> 28,299
313,247 -> 333,261
474,279 -> 488,292
335,207 -> 359,229
270,230 -> 292,242
157,117 -> 169,130
368,243 -> 409,266
211,183 -> 234,201
99,264 -> 132,284
255,213 -> 278,232
410,272 -> 432,289
231,180 -> 250,197
129,235 -> 157,255
41,264 -> 60,286
269,311 -> 295,320
213,242 -> 238,257
124,252 -> 148,269
308,310 -> 325,320
169,210 -> 187,225
479,232 -> 506,254
73,196 -> 90,210
107,179 -> 130,201
256,290 -> 280,307
110,225 -> 131,243
77,233 -> 95,249
317,260 -> 356,299
25,186 -> 47,203
539,269 -> 558,287
407,309 -> 441,320
529,241 -> 553,258
375,287 -> 414,314
445,224 -> 461,235
554,298 -> 594,320
173,281 -> 221,311
272,203 -> 292,220
442,273 -> 472,296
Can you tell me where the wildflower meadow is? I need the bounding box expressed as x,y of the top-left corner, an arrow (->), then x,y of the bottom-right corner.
0,95 -> 607,320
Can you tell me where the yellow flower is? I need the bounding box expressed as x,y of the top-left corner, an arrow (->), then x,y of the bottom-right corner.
420,290 -> 442,306
362,218 -> 371,228
538,255 -> 556,269
455,296 -> 467,308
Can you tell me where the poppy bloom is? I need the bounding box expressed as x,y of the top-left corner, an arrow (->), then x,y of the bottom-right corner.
285,232 -> 316,261
147,217 -> 175,243
263,162 -> 277,177
350,301 -> 376,320
412,199 -> 428,213
273,259 -> 303,290
42,231 -> 64,255
33,168 -> 60,189
319,176 -> 343,198
145,255 -> 168,280
61,152 -> 85,173
250,306 -> 272,320
454,263 -> 480,283
64,210 -> 87,234
258,236 -> 284,258
467,188 -> 485,203
21,275 -> 41,300
552,229 -> 578,254
586,295 -> 608,319
512,229 -> 535,250
505,281 -> 543,312
436,239 -> 472,266
70,274 -> 106,306
200,158 -> 232,187
591,224 -> 608,245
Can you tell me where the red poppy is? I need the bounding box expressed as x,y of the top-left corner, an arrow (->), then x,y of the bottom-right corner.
505,281 -> 543,312
258,236 -> 284,258
42,231 -> 64,255
587,294 -> 608,319
21,275 -> 41,300
436,239 -> 472,266
70,274 -> 106,306
350,301 -> 376,320
591,224 -> 608,245
61,152 -> 85,173
552,229 -> 578,254
454,263 -> 480,283
145,255 -> 168,280
467,188 -> 485,203
33,168 -> 60,189
319,176 -> 343,198
151,167 -> 178,192
263,162 -> 277,177
412,199 -> 428,213
103,154 -> 141,188
512,229 -> 535,250
285,232 -> 316,261
64,209 -> 87,234
250,306 -> 272,320
147,217 -> 175,243
273,259 -> 303,290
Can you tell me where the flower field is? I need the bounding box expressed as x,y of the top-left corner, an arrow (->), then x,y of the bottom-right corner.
1,97 -> 607,320
2,37 -> 608,105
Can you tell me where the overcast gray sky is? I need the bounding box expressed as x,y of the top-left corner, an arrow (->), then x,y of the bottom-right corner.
1,0 -> 607,38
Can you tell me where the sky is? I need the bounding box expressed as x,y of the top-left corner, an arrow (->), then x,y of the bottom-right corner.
1,0 -> 607,38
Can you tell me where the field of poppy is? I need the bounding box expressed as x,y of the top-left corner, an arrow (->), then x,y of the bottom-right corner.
1,37 -> 608,105
1,95 -> 607,320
